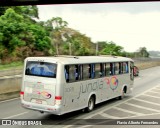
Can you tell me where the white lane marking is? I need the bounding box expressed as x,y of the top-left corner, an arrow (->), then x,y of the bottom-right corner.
149,90 -> 160,94
154,88 -> 160,91
84,84 -> 160,120
100,113 -> 119,119
113,106 -> 144,116
63,84 -> 160,128
69,113 -> 160,128
134,97 -> 160,106
3,111 -> 29,119
142,93 -> 160,99
124,102 -> 160,113
0,98 -> 19,104
155,87 -> 160,90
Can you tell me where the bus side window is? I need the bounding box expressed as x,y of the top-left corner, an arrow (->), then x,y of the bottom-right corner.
83,64 -> 90,80
75,65 -> 78,80
123,62 -> 128,73
119,62 -> 122,74
100,63 -> 104,77
78,64 -> 83,80
69,65 -> 75,82
126,62 -> 129,73
88,64 -> 91,78
110,63 -> 114,75
95,63 -> 100,78
91,64 -> 95,79
65,65 -> 69,82
115,63 -> 119,75
105,63 -> 110,76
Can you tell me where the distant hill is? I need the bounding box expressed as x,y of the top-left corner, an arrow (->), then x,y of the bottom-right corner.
149,51 -> 160,58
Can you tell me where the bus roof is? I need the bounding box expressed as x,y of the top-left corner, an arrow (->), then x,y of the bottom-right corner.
25,55 -> 134,64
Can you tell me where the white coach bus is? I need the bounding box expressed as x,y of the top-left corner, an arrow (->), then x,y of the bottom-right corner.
20,55 -> 134,115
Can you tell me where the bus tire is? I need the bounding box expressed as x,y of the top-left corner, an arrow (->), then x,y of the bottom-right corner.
86,96 -> 95,112
119,88 -> 125,100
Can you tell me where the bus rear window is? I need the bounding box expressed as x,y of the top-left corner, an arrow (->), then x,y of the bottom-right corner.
25,61 -> 57,78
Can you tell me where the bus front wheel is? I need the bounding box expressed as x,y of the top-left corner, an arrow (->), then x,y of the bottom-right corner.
86,96 -> 95,112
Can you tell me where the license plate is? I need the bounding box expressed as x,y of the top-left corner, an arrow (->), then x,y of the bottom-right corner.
36,99 -> 42,104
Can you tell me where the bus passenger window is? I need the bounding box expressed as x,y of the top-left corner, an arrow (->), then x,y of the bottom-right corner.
110,63 -> 114,75
95,63 -> 100,78
65,65 -> 69,82
119,62 -> 122,74
75,65 -> 78,80
88,64 -> 91,78
105,63 -> 110,76
83,64 -> 90,80
69,65 -> 75,82
126,62 -> 129,73
123,62 -> 128,73
78,65 -> 82,80
115,63 -> 119,75
91,64 -> 95,79
100,63 -> 104,77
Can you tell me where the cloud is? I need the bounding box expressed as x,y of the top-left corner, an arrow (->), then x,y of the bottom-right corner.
38,2 -> 160,52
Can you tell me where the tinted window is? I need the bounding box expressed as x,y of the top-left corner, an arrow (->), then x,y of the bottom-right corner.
122,62 -> 129,73
25,61 -> 57,78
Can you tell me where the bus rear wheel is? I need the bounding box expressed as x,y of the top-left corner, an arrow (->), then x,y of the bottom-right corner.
86,96 -> 95,112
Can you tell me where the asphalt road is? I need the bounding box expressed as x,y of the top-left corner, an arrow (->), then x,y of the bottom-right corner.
0,66 -> 160,128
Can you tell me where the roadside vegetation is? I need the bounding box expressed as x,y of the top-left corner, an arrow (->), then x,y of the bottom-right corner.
0,6 -> 150,66
0,61 -> 23,70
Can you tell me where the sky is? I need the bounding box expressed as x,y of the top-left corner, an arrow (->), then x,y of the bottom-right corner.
37,2 -> 160,52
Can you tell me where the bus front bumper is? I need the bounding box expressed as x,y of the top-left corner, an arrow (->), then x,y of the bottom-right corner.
21,100 -> 63,115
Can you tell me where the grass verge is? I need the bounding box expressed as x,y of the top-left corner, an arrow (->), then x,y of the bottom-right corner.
0,61 -> 23,70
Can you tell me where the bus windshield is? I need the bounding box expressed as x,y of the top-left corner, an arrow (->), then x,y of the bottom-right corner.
25,61 -> 57,78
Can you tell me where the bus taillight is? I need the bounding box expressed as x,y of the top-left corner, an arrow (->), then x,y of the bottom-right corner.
55,96 -> 62,100
55,96 -> 62,105
20,91 -> 24,100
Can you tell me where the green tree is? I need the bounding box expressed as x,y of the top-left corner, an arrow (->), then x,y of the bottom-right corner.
96,41 -> 106,52
0,6 -> 38,20
0,8 -> 26,51
11,6 -> 39,19
138,47 -> 149,57
0,8 -> 53,63
61,28 -> 94,56
100,41 -> 124,56
48,17 -> 68,55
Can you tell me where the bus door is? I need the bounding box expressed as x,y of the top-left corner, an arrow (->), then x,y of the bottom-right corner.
23,61 -> 57,106
64,65 -> 81,111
